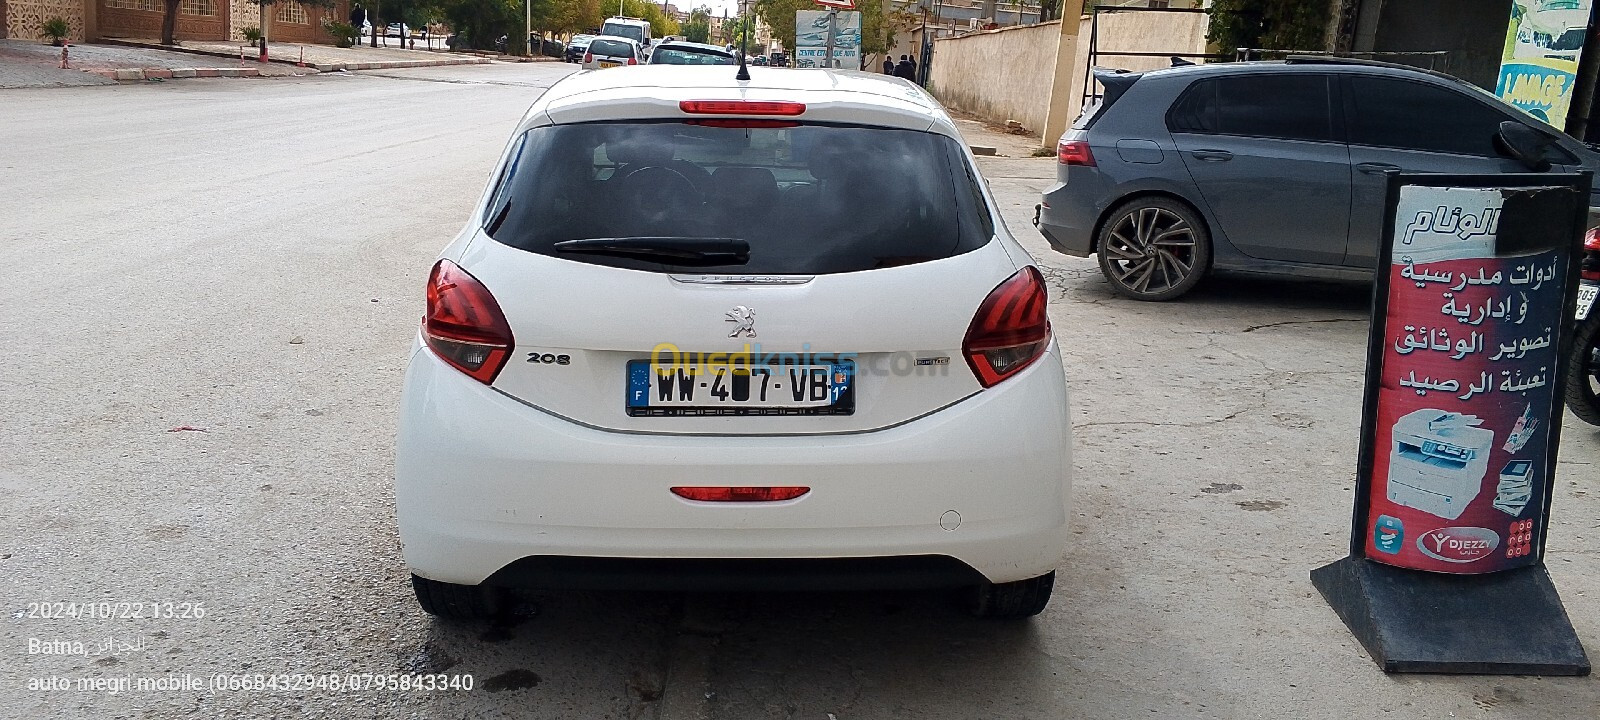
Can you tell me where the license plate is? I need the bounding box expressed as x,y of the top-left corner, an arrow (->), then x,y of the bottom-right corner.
600,61 -> 619,68
1579,283 -> 1597,320
627,359 -> 855,417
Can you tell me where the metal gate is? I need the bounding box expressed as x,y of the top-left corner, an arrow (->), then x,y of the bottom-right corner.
1080,5 -> 1222,110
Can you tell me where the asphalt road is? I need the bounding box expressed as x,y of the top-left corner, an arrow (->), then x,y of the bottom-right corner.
2,64 -> 1599,719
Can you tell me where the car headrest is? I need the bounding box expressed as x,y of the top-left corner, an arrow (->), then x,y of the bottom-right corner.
711,166 -> 778,210
606,138 -> 673,167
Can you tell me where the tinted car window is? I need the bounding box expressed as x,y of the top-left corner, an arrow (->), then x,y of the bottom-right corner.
650,47 -> 735,65
1347,76 -> 1510,157
485,123 -> 994,274
1215,74 -> 1334,141
601,23 -> 645,44
1167,79 -> 1218,134
589,39 -> 634,58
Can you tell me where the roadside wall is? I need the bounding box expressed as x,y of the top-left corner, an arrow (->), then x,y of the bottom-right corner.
1063,9 -> 1209,123
926,9 -> 1208,139
927,21 -> 1060,137
5,0 -> 86,42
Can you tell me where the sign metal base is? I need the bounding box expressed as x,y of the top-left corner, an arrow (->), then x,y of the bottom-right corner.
1311,556 -> 1590,675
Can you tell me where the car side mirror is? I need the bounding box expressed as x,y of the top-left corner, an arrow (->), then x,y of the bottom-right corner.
1496,121 -> 1554,172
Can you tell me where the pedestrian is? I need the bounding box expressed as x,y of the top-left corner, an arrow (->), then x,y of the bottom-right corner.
882,55 -> 893,74
906,53 -> 918,82
349,3 -> 366,44
894,54 -> 912,79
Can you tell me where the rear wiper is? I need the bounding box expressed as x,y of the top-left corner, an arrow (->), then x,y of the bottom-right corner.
553,237 -> 750,266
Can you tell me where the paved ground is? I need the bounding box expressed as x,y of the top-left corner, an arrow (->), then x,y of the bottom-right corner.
0,39 -> 306,88
1,63 -> 1598,719
103,38 -> 494,71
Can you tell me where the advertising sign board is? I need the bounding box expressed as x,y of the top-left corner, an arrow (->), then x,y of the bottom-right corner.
1352,174 -> 1590,574
1496,0 -> 1595,129
794,10 -> 860,68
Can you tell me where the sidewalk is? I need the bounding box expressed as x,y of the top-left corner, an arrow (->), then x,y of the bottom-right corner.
100,38 -> 490,72
0,39 -> 303,88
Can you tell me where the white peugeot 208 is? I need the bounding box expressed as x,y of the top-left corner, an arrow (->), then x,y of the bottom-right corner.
395,65 -> 1072,619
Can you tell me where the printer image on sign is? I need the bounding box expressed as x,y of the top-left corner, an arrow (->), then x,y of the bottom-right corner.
1387,410 -> 1492,520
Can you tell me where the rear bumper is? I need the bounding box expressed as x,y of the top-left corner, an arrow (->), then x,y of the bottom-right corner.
1038,178 -> 1101,257
395,346 -> 1073,588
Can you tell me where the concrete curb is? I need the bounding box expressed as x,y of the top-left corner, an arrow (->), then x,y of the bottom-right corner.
97,38 -> 490,72
88,67 -> 261,80
315,58 -> 487,71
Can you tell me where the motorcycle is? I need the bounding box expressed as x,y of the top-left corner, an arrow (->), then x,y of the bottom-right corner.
1564,227 -> 1600,424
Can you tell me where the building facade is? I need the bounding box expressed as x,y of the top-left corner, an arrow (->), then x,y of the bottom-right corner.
3,0 -> 348,45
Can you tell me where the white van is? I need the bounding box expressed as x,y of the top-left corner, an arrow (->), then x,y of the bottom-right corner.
600,16 -> 652,48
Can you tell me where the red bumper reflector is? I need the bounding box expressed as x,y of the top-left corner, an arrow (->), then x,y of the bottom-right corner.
671,486 -> 810,502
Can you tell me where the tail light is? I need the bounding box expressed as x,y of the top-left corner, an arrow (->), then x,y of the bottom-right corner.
1058,139 -> 1095,166
680,100 -> 807,116
671,487 -> 810,502
424,260 -> 514,384
964,267 -> 1051,388
628,56 -> 637,65
583,51 -> 593,63
1584,228 -> 1600,281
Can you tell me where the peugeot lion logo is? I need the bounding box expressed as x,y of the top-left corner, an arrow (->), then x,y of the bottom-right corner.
726,305 -> 756,338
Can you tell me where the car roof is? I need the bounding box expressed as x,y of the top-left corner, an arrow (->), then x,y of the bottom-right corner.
1135,58 -> 1467,87
588,34 -> 640,46
524,66 -> 953,137
654,40 -> 733,54
603,16 -> 649,25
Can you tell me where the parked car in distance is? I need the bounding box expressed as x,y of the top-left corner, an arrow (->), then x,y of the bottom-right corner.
396,66 -> 1072,622
600,16 -> 652,48
647,40 -> 737,65
582,35 -> 642,69
385,22 -> 410,38
768,51 -> 788,67
751,54 -> 769,66
1036,57 -> 1600,301
566,33 -> 595,63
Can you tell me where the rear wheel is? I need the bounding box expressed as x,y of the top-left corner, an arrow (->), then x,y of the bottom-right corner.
1564,313 -> 1600,426
970,571 -> 1055,619
1096,197 -> 1210,301
411,575 -> 505,621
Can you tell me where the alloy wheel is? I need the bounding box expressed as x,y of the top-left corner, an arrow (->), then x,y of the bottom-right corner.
1102,206 -> 1198,297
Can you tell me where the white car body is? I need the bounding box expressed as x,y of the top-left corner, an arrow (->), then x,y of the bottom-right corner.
600,16 -> 652,47
581,35 -> 642,69
396,67 -> 1072,611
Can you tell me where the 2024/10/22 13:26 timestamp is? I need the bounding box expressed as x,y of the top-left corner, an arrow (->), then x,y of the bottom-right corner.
21,603 -> 207,620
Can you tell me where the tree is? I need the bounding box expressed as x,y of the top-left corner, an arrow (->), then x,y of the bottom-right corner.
1208,0 -> 1328,56
547,0 -> 601,34
721,14 -> 752,45
683,5 -> 711,43
752,0 -> 809,54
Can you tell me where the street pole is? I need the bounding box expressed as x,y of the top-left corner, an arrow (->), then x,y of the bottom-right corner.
823,6 -> 836,69
525,0 -> 531,56
258,0 -> 268,62
370,0 -> 378,46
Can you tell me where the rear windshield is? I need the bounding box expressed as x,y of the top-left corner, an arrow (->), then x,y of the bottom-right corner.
483,122 -> 995,274
601,24 -> 645,43
651,47 -> 735,65
588,39 -> 634,58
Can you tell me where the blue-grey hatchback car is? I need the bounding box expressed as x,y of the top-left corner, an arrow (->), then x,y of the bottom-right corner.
1036,57 -> 1600,300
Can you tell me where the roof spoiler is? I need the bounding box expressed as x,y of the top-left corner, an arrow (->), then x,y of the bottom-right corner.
1092,67 -> 1141,107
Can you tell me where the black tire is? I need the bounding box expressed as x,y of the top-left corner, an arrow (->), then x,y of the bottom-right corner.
1564,313 -> 1600,426
970,571 -> 1055,619
411,575 -> 505,621
1095,196 -> 1211,301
